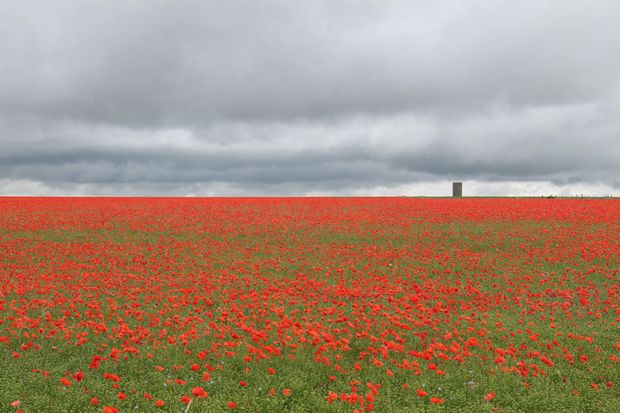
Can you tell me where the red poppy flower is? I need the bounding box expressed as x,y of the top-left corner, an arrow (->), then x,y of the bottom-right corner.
191,386 -> 208,398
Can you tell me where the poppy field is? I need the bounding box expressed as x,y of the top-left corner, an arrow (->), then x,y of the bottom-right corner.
0,197 -> 619,413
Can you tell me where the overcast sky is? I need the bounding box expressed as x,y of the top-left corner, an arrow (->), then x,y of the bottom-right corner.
1,0 -> 619,196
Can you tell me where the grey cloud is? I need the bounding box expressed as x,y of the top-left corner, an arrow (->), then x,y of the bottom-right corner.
0,1 -> 619,195
0,144 -> 385,185
2,1 -> 620,125
1,106 -> 618,191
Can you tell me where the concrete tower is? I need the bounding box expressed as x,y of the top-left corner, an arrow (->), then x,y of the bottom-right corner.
452,182 -> 462,197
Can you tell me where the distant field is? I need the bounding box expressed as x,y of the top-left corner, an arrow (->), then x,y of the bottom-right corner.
0,197 -> 618,412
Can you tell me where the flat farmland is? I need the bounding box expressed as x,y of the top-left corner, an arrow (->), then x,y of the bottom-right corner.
0,197 -> 618,413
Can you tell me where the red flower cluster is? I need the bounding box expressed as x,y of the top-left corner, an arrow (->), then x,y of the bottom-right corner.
0,197 -> 618,411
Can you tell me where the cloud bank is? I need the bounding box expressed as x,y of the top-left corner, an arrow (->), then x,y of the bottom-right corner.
1,0 -> 618,196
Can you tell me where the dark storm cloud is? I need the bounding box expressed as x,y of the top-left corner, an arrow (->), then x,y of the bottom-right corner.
0,145 -> 378,184
0,0 -> 619,195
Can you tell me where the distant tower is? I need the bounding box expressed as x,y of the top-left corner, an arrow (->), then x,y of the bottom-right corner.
452,182 -> 462,197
